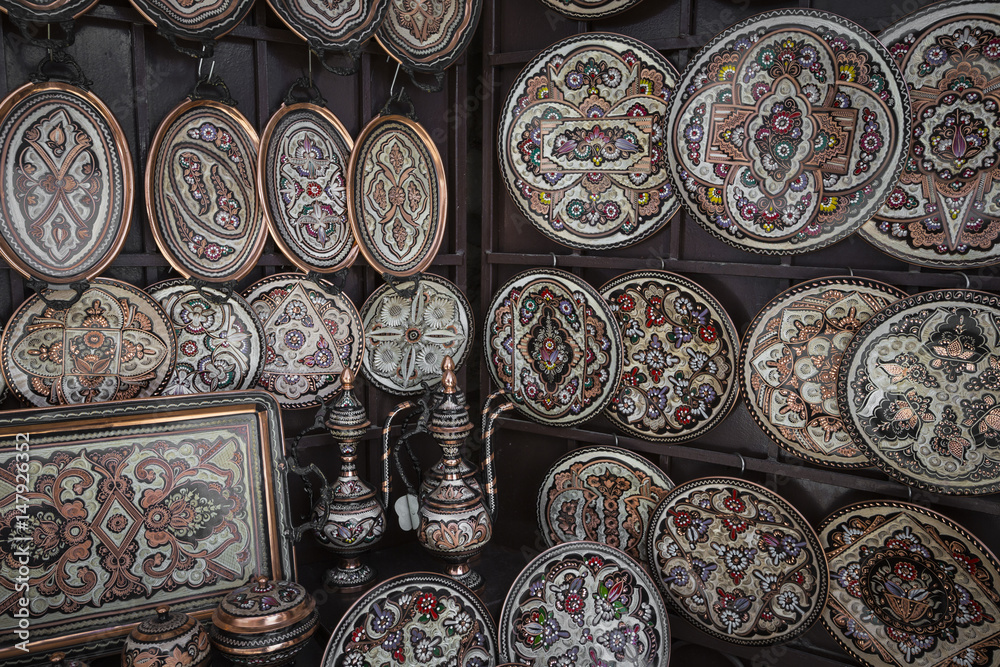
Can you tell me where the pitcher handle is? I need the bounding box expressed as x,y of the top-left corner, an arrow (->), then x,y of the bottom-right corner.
481,400 -> 515,522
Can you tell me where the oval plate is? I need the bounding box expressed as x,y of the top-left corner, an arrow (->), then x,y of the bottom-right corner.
242,273 -> 363,410
267,0 -> 388,52
484,268 -> 623,427
537,0 -> 645,19
348,114 -> 446,277
820,501 -> 1000,667
360,273 -> 473,395
0,82 -> 133,283
0,0 -> 96,21
668,9 -> 910,254
375,0 -> 482,73
741,277 -> 907,469
259,102 -> 358,274
601,270 -> 738,443
839,289 -> 1000,495
646,476 -> 828,646
128,0 -> 253,42
498,32 -> 680,250
146,98 -> 265,283
0,278 -> 176,406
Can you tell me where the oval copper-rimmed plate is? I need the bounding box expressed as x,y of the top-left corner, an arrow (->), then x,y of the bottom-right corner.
0,0 -> 97,21
146,98 -> 265,283
537,0 -> 646,19
668,9 -> 910,255
374,0 -> 482,73
741,276 -> 907,469
258,102 -> 358,274
820,500 -> 1000,667
646,476 -> 829,646
266,0 -> 389,53
347,114 -> 446,278
498,32 -> 680,250
128,0 -> 254,42
0,82 -> 133,283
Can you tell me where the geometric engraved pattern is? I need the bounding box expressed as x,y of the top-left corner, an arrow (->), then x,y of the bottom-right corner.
128,0 -> 254,41
375,0 -> 482,72
0,0 -> 97,21
537,0 -> 646,19
265,0 -> 389,52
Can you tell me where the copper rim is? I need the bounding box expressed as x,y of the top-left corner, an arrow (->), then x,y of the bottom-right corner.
211,593 -> 316,632
373,0 -> 482,73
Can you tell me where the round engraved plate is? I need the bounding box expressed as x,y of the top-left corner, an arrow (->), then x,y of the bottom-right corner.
146,98 -> 265,283
0,82 -> 133,283
360,273 -> 473,396
267,0 -> 389,53
484,268 -> 623,427
0,0 -> 96,21
537,0 -> 645,20
259,102 -> 358,274
128,0 -> 253,42
0,278 -> 176,406
668,9 -> 910,254
741,276 -> 907,469
242,273 -> 363,410
647,477 -> 828,646
498,32 -> 680,250
347,114 -> 446,277
374,0 -> 482,73
600,270 -> 738,443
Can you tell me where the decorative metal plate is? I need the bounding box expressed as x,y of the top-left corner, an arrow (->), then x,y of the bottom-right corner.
0,0 -> 96,21
321,572 -> 497,667
498,32 -> 680,250
0,278 -> 176,407
820,501 -> 1000,667
668,9 -> 910,254
484,268 -> 623,427
347,114 -> 446,278
600,270 -> 738,443
537,445 -> 674,567
537,0 -> 645,20
860,1 -> 1000,268
375,0 -> 482,73
741,277 -> 907,469
147,279 -> 267,396
242,273 -> 363,410
0,82 -> 132,283
128,0 -> 253,42
266,0 -> 389,53
258,102 -> 358,274
146,98 -> 265,283
360,273 -> 473,395
839,289 -> 1000,495
646,477 -> 828,646
499,541 -> 671,666
0,392 -> 294,665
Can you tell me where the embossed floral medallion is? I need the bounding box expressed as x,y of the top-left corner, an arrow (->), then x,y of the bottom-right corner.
347,114 -> 446,277
499,541 -> 671,666
128,0 -> 253,43
820,501 -> 1000,667
266,0 -> 389,54
259,102 -> 357,274
536,0 -> 645,20
860,1 -> 1000,268
0,278 -> 176,407
148,278 -> 266,396
839,289 -> 1000,495
498,32 -> 680,250
646,477 -> 828,645
537,445 -> 674,567
242,273 -> 363,410
360,273 -> 473,395
485,268 -> 622,427
600,270 -> 738,443
146,98 -> 265,283
0,0 -> 96,21
0,82 -> 132,283
375,0 -> 482,73
741,277 -> 907,469
322,572 -> 497,667
668,9 -> 910,254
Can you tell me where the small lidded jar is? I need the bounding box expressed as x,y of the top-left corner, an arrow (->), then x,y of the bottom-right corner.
122,605 -> 211,667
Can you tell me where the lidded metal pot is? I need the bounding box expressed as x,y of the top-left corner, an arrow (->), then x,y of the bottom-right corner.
121,605 -> 210,667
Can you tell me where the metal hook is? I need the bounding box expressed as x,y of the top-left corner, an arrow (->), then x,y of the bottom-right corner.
847,266 -> 854,277
956,271 -> 970,289
551,252 -> 557,268
907,486 -> 913,502
389,62 -> 402,98
198,58 -> 215,81
659,256 -> 665,270
736,453 -> 746,475
308,49 -> 313,89
613,433 -> 619,448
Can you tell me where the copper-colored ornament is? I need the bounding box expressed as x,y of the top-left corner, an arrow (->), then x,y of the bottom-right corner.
375,0 -> 482,73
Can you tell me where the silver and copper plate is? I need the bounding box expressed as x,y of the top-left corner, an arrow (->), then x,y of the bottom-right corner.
0,0 -> 97,21
537,0 -> 645,20
128,0 -> 254,42
375,0 -> 482,73
267,0 -> 389,53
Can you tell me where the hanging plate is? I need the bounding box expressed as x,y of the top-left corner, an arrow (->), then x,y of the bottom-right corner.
537,445 -> 674,567
668,9 -> 910,254
0,82 -> 133,283
347,114 -> 447,278
820,500 -> 1000,667
499,541 -> 671,666
321,572 -> 497,667
148,278 -> 267,396
259,102 -> 358,274
600,270 -> 738,443
128,0 -> 253,42
146,98 -> 265,283
374,0 -> 482,73
741,277 -> 907,469
242,273 -> 363,410
0,278 -> 176,407
537,0 -> 645,20
498,32 -> 680,250
0,0 -> 96,21
267,0 -> 389,53
646,476 -> 828,646
359,273 -> 473,395
484,268 -> 623,427
859,1 -> 1000,268
839,288 -> 1000,495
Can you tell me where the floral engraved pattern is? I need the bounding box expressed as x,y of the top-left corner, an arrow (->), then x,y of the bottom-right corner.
376,0 -> 480,72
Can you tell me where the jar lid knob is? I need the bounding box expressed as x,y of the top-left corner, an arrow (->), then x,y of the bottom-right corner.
156,605 -> 170,621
